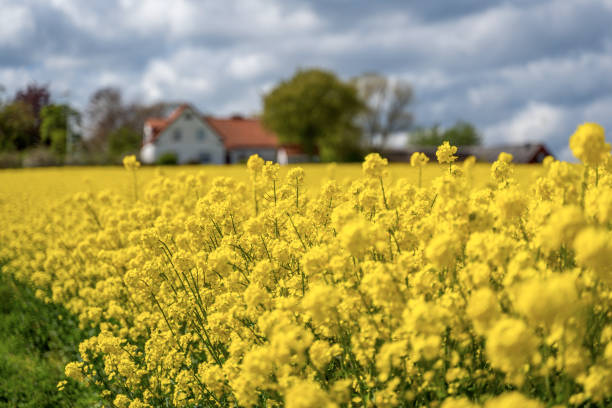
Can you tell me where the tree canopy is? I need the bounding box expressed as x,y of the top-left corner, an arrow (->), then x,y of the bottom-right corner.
14,83 -> 51,147
408,121 -> 481,146
0,101 -> 37,151
40,104 -> 81,157
85,87 -> 124,151
108,126 -> 141,156
15,83 -> 50,121
353,73 -> 413,148
262,68 -> 365,161
84,87 -> 168,160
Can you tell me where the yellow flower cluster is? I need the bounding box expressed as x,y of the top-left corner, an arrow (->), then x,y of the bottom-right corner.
436,141 -> 458,164
0,125 -> 611,407
123,154 -> 141,171
410,152 -> 429,188
569,122 -> 610,167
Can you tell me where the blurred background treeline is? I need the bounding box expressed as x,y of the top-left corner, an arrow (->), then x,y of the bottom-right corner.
0,68 -> 482,167
0,83 -> 175,167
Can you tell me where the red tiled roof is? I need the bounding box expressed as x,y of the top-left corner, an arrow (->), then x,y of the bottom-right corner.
144,104 -> 278,150
205,116 -> 278,149
145,118 -> 168,139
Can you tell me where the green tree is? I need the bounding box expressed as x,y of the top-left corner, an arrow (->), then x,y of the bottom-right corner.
108,125 -> 141,156
408,124 -> 445,146
442,120 -> 481,146
0,101 -> 37,151
262,68 -> 365,161
14,82 -> 51,147
409,120 -> 481,146
40,104 -> 80,157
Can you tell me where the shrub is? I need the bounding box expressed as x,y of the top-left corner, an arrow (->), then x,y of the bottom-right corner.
156,151 -> 178,165
22,147 -> 59,167
0,151 -> 21,168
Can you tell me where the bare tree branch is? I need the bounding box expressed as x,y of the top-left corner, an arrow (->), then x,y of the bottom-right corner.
353,73 -> 413,148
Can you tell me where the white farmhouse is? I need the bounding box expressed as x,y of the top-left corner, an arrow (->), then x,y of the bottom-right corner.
140,104 -> 279,164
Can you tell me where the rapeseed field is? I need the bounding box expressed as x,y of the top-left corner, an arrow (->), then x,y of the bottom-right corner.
0,123 -> 611,407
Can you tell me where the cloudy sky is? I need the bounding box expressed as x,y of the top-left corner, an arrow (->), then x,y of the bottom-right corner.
1,0 -> 612,158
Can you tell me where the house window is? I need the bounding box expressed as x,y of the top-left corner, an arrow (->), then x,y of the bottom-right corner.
185,112 -> 192,120
196,129 -> 206,141
173,129 -> 182,142
199,152 -> 211,163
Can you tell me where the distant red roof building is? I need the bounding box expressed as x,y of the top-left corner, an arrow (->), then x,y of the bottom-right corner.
141,104 -> 306,164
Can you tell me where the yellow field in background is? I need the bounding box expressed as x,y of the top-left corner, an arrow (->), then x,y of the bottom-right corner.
0,162 -> 544,210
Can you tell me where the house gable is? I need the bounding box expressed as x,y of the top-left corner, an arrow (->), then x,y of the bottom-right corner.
156,107 -> 223,147
143,105 -> 226,164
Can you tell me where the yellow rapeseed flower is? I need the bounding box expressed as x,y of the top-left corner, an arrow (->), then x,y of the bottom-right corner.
436,141 -> 458,164
569,122 -> 610,166
410,152 -> 429,167
122,154 -> 141,170
362,152 -> 389,178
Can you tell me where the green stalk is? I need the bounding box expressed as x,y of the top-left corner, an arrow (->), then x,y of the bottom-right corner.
379,176 -> 389,210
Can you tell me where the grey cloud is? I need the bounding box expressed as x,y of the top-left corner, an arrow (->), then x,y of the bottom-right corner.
1,0 -> 611,160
